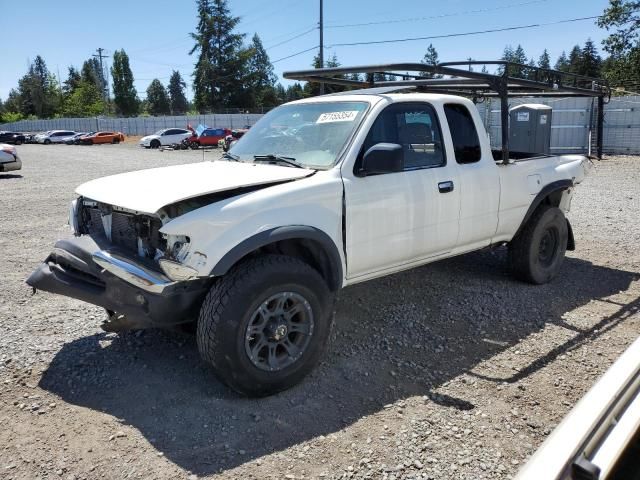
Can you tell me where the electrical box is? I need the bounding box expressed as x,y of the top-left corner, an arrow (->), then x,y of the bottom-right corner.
509,104 -> 553,155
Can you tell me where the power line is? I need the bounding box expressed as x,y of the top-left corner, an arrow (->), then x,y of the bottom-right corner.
263,24 -> 318,43
325,0 -> 551,29
272,46 -> 320,64
326,15 -> 601,48
266,27 -> 318,50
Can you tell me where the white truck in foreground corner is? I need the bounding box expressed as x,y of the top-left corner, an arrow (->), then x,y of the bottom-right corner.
28,82 -> 594,396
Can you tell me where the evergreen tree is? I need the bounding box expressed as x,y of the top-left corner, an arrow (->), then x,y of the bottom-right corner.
63,67 -> 82,95
145,79 -> 171,116
15,56 -> 60,118
111,49 -> 139,116
285,83 -> 305,101
499,45 -> 527,76
246,34 -> 278,108
555,51 -> 570,71
190,0 -> 247,111
420,44 -> 442,78
568,45 -> 583,74
538,49 -> 551,70
275,84 -> 287,104
304,53 -> 344,96
3,89 -> 21,115
168,70 -> 189,114
81,58 -> 105,92
580,39 -> 603,77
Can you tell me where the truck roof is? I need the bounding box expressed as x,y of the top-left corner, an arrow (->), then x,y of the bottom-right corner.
290,89 -> 475,106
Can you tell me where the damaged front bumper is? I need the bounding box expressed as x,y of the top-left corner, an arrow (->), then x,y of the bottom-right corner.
26,235 -> 209,329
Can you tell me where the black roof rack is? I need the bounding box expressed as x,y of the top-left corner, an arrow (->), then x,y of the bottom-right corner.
283,61 -> 610,162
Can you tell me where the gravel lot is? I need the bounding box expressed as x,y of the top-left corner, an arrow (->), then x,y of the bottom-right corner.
1,144 -> 639,480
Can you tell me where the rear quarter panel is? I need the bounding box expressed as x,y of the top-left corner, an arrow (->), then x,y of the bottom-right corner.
493,155 -> 590,242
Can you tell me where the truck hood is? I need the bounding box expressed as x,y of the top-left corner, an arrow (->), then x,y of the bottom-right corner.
76,160 -> 314,214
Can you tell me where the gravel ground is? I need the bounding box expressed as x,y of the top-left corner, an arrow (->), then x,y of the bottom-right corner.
1,144 -> 639,480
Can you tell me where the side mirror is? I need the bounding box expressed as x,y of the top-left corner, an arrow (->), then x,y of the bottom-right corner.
360,143 -> 404,176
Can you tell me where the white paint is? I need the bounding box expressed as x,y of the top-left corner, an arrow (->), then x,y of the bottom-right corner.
76,160 -> 314,215
75,92 -> 590,286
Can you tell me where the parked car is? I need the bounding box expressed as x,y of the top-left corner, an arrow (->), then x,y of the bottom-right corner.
139,128 -> 192,149
36,130 -> 76,144
28,88 -> 592,397
64,133 -> 89,145
0,144 -> 22,172
81,131 -> 125,145
516,335 -> 640,480
24,132 -> 40,144
0,131 -> 26,145
187,127 -> 232,149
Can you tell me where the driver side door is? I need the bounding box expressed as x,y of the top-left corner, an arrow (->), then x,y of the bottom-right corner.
343,102 -> 460,280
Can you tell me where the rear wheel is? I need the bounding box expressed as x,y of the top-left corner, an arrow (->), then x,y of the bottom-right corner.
509,205 -> 568,284
197,255 -> 335,397
150,139 -> 160,149
15,139 -> 22,145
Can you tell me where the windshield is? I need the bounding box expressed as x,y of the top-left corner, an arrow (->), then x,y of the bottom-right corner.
230,101 -> 369,169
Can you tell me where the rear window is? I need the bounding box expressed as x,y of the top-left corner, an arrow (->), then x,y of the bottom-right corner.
444,104 -> 481,164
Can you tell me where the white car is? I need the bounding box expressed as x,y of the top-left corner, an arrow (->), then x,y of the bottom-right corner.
36,130 -> 77,144
0,144 -> 22,172
139,128 -> 192,149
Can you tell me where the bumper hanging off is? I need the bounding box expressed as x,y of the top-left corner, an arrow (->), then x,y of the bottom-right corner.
26,235 -> 209,329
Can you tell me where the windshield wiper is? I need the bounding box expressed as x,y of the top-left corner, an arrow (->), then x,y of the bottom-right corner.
222,152 -> 240,161
253,154 -> 304,169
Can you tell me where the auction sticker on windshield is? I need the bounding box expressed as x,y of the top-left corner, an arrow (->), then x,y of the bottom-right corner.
316,111 -> 360,123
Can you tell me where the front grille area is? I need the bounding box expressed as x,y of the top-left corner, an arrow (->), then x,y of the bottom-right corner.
80,202 -> 165,259
111,212 -> 138,252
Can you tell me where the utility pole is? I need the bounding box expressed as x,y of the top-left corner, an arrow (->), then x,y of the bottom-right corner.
319,0 -> 324,95
93,48 -> 109,103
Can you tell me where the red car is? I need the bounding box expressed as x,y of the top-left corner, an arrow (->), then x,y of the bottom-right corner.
188,128 -> 232,149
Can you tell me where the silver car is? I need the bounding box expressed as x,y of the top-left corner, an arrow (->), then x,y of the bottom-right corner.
0,144 -> 22,172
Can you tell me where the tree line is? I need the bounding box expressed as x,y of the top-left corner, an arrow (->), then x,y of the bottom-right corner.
0,0 -> 638,123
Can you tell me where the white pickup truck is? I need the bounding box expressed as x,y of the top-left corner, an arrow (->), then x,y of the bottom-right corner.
28,91 -> 591,396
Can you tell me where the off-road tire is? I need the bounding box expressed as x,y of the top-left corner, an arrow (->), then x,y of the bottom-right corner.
150,139 -> 160,149
197,254 -> 335,397
509,205 -> 568,284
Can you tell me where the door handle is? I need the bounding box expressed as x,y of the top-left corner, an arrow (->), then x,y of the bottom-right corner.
438,181 -> 454,193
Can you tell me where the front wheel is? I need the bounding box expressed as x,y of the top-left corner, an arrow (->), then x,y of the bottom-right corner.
150,139 -> 160,149
509,205 -> 568,284
197,255 -> 335,397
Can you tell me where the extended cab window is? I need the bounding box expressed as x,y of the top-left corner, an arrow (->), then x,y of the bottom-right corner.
359,103 -> 445,172
444,104 -> 481,164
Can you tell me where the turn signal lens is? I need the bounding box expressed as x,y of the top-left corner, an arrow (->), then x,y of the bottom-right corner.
158,259 -> 198,281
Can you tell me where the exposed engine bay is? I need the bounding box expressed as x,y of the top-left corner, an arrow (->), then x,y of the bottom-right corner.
77,198 -> 169,261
